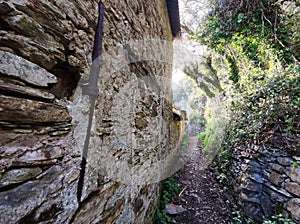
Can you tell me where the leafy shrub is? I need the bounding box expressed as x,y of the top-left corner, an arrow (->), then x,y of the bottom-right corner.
155,177 -> 181,224
197,132 -> 206,141
231,210 -> 293,224
197,0 -> 300,157
199,0 -> 300,65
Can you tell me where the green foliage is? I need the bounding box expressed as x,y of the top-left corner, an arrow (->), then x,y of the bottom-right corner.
197,131 -> 206,141
262,214 -> 293,224
189,115 -> 205,130
231,209 -> 293,224
198,0 -> 300,66
187,1 -> 299,222
197,0 -> 300,157
202,97 -> 229,154
292,161 -> 299,167
228,66 -> 300,152
180,133 -> 189,152
183,60 -> 223,97
155,177 -> 181,224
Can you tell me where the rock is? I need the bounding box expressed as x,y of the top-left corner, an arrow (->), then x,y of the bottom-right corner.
14,146 -> 63,165
263,184 -> 292,202
269,171 -> 285,186
135,117 -> 148,129
133,198 -> 144,213
0,80 -> 55,100
0,31 -> 58,69
0,166 -> 63,223
268,163 -> 285,173
0,167 -> 42,188
165,203 -> 187,215
277,157 -> 293,166
241,192 -> 260,204
0,50 -> 57,86
0,95 -> 71,123
99,199 -> 125,224
0,0 -> 174,223
286,198 -> 300,221
248,160 -> 262,173
290,167 -> 300,184
0,2 -> 13,14
242,202 -> 263,222
72,183 -> 120,224
261,195 -> 272,217
249,173 -> 264,184
285,182 -> 300,197
241,179 -> 262,192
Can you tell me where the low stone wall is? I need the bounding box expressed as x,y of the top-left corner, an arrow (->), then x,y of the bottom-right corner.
231,146 -> 300,222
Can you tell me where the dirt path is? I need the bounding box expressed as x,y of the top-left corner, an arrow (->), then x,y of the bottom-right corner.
170,138 -> 235,224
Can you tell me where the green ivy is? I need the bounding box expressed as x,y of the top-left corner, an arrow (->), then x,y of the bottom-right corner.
155,177 -> 181,224
229,66 -> 300,152
197,0 -> 300,156
198,0 -> 299,66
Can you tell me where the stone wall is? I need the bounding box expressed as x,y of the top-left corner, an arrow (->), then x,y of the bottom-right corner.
231,145 -> 300,222
0,0 -> 179,223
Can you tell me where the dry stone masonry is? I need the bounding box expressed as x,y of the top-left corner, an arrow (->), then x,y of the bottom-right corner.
231,145 -> 300,222
0,0 -> 183,223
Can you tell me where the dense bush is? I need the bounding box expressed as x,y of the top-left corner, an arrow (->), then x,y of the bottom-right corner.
228,65 -> 300,155
195,0 -> 300,156
199,0 -> 300,65
155,177 -> 181,224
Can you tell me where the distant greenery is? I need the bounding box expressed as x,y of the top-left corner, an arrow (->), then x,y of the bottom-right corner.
155,177 -> 181,224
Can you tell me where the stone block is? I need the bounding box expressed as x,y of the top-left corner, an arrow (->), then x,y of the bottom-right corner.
241,179 -> 262,192
0,50 -> 57,86
261,195 -> 272,218
249,173 -> 264,184
248,160 -> 262,173
0,166 -> 64,223
277,157 -> 293,166
0,167 -> 42,188
269,171 -> 285,186
286,198 -> 300,222
242,201 -> 263,222
0,95 -> 71,124
290,167 -> 300,184
269,163 -> 285,173
263,183 -> 292,202
241,192 -> 260,204
285,182 -> 300,197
